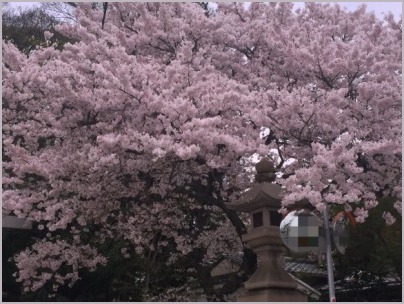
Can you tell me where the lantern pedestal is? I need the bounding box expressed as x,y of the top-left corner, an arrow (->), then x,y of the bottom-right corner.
239,227 -> 307,302
239,288 -> 307,302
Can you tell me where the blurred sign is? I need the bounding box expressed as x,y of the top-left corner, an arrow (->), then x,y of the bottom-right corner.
280,210 -> 322,253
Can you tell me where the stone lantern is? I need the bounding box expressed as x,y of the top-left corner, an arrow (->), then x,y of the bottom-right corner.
225,158 -> 307,302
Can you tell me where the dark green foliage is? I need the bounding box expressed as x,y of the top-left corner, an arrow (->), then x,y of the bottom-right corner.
2,229 -> 34,301
3,233 -> 147,302
3,221 -> 192,302
329,197 -> 402,301
2,6 -> 72,55
54,240 -> 146,302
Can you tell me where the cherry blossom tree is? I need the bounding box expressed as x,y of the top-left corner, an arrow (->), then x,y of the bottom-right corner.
2,2 -> 401,300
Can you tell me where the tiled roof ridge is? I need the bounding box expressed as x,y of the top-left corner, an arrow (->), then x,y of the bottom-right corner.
225,252 -> 327,275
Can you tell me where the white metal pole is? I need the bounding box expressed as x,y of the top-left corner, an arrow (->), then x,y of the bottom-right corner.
322,203 -> 336,302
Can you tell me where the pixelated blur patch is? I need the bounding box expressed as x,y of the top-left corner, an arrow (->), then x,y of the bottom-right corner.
280,211 -> 321,253
298,236 -> 319,247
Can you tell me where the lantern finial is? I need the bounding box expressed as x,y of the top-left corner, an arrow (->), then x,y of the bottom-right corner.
255,158 -> 276,183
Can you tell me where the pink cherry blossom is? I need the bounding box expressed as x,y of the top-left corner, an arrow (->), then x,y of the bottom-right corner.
382,211 -> 397,225
2,2 -> 401,297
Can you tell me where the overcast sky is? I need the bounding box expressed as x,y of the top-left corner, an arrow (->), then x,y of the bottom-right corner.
4,1 -> 402,21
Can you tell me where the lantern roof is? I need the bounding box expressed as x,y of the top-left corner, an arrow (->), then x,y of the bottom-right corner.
225,158 -> 283,213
